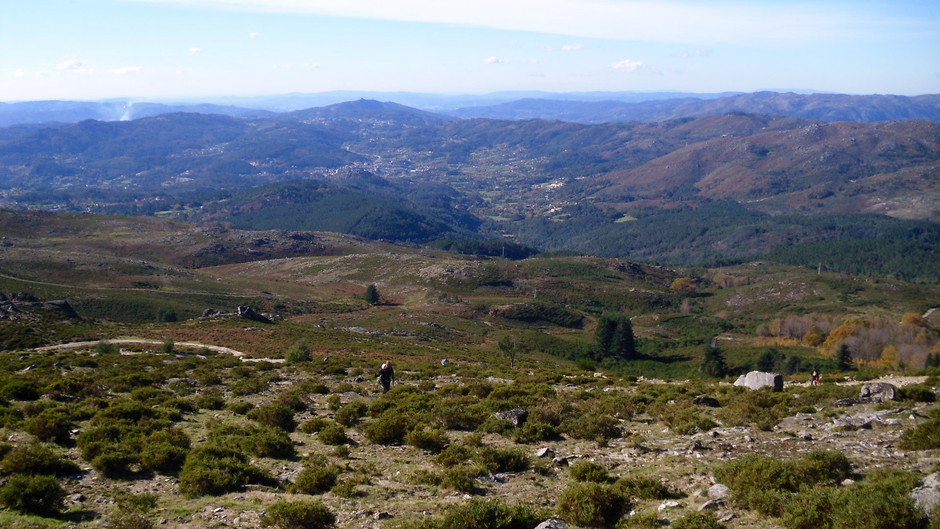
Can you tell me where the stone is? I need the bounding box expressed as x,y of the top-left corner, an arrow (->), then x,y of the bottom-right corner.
493,408 -> 528,427
657,500 -> 681,512
698,499 -> 724,511
535,518 -> 570,529
911,473 -> 940,517
718,513 -> 736,523
860,382 -> 896,402
708,484 -> 730,499
693,396 -> 721,407
733,371 -> 783,391
535,447 -> 555,458
237,305 -> 272,324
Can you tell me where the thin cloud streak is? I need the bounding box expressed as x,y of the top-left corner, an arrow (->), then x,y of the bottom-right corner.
119,0 -> 882,45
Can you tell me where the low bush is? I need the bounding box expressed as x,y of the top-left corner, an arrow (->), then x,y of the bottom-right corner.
556,481 -> 629,528
140,430 -> 190,475
1,442 -> 80,476
670,511 -> 725,529
334,400 -> 369,427
91,449 -> 139,478
193,392 -> 226,410
405,425 -> 450,453
441,464 -> 478,493
0,473 -> 65,517
285,341 -> 312,364
318,423 -> 349,446
292,466 -> 340,495
178,445 -> 272,497
262,500 -> 336,529
613,476 -> 678,500
299,417 -> 331,434
899,418 -> 940,450
227,400 -> 255,415
513,420 -> 559,444
560,413 -> 621,442
363,411 -> 411,445
898,385 -> 936,403
22,407 -> 73,444
248,403 -> 297,432
0,378 -> 40,400
476,446 -> 530,473
568,460 -> 610,483
434,498 -> 542,529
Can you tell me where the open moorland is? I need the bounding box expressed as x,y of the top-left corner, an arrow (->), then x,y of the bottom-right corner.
0,210 -> 939,529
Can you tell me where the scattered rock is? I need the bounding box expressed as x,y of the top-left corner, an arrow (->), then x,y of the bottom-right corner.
733,371 -> 783,391
535,447 -> 555,458
693,396 -> 721,407
698,499 -> 724,511
708,484 -> 730,499
718,513 -> 736,523
911,472 -> 940,517
860,382 -> 896,402
237,305 -> 272,324
493,408 -> 528,427
657,500 -> 681,512
535,518 -> 570,529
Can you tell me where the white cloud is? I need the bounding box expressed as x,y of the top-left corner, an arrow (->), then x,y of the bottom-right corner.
56,57 -> 90,72
249,32 -> 261,38
561,43 -> 584,52
612,59 -> 645,72
273,62 -> 319,69
188,47 -> 202,53
116,0 -> 875,45
112,66 -> 144,75
483,56 -> 504,64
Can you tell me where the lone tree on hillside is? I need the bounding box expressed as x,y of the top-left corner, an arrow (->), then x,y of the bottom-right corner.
594,312 -> 636,360
836,343 -> 853,371
700,346 -> 728,378
498,335 -> 527,368
364,284 -> 379,305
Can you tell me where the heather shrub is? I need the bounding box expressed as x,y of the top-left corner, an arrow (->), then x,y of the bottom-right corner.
334,400 -> 368,427
208,422 -> 296,459
441,464 -> 478,493
318,423 -> 349,446
363,410 -> 411,445
248,402 -> 297,432
671,511 -> 725,529
613,476 -> 678,500
434,498 -> 542,529
0,473 -> 65,517
405,425 -> 450,453
291,466 -> 340,495
899,418 -> 940,450
1,378 -> 40,400
476,446 -> 530,473
285,341 -> 312,364
560,412 -> 621,442
0,442 -> 80,476
22,407 -> 73,444
556,481 -> 629,528
140,429 -> 190,474
193,391 -> 226,410
227,400 -> 255,415
262,500 -> 336,529
91,448 -> 139,478
513,420 -> 559,444
435,443 -> 474,468
299,417 -> 332,434
178,445 -> 271,497
897,385 -> 936,403
569,460 -> 610,483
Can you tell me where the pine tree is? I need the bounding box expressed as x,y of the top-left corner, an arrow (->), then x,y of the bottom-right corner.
836,343 -> 853,371
700,347 -> 728,378
594,313 -> 635,360
364,284 -> 379,305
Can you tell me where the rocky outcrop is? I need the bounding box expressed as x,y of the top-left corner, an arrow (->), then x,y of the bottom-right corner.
493,408 -> 528,427
860,382 -> 896,402
733,371 -> 783,391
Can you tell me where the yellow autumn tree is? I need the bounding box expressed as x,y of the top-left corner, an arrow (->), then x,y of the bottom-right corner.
803,325 -> 825,347
878,344 -> 899,370
670,277 -> 697,296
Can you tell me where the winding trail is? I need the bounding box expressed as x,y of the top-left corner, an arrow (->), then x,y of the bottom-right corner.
34,339 -> 283,363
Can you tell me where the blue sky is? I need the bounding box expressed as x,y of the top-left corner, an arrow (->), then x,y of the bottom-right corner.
1,0 -> 938,101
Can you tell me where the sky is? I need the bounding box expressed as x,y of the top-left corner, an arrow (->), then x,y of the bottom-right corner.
1,0 -> 938,102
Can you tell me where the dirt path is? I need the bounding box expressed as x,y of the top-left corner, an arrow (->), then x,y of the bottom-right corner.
33,339 -> 283,362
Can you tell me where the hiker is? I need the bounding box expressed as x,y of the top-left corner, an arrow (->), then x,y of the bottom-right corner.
377,361 -> 395,393
811,368 -> 820,386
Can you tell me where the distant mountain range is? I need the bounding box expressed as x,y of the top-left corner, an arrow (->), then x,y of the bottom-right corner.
0,96 -> 938,280
2,91 -> 939,127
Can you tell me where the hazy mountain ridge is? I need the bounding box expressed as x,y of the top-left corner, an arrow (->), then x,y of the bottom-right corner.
0,98 -> 938,276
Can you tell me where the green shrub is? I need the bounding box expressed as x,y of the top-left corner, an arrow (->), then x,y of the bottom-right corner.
435,444 -> 474,468
556,481 -> 628,528
299,417 -> 331,434
561,413 -> 621,442
441,465 -> 478,493
513,421 -> 559,444
227,400 -> 255,415
92,449 -> 139,478
22,408 -> 73,444
262,500 -> 336,529
1,378 -> 40,400
248,403 -> 297,432
613,476 -> 677,500
318,423 -> 349,446
1,442 -> 80,476
671,511 -> 725,529
292,466 -> 340,495
899,418 -> 940,450
569,460 -> 610,483
334,400 -> 368,427
208,423 -> 296,459
405,425 -> 450,453
178,445 -> 271,497
285,342 -> 312,364
437,498 -> 542,529
476,447 -> 529,473
363,411 -> 410,445
898,385 -> 936,403
0,474 -> 65,517
193,392 -> 226,410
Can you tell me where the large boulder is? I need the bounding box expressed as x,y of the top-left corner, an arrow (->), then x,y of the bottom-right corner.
911,473 -> 940,518
733,371 -> 783,391
860,382 -> 896,402
535,518 -> 570,529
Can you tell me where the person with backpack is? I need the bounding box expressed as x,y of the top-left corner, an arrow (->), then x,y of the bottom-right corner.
377,361 -> 395,393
